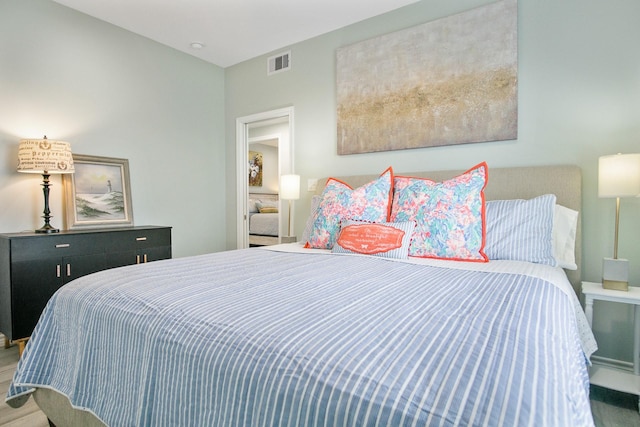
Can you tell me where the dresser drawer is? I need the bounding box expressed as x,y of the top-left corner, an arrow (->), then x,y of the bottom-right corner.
9,234 -> 106,262
103,228 -> 171,251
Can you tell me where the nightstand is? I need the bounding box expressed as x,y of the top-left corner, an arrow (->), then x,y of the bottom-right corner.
582,281 -> 640,408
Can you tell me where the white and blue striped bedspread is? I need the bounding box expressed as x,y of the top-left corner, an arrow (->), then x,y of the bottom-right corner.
6,247 -> 594,426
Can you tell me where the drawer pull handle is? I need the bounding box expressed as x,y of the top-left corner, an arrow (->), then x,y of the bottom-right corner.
56,264 -> 61,278
144,254 -> 148,263
136,237 -> 147,241
66,264 -> 71,277
136,255 -> 140,264
55,244 -> 70,248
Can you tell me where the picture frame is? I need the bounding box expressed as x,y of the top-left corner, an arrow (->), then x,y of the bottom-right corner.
63,154 -> 134,229
248,150 -> 263,187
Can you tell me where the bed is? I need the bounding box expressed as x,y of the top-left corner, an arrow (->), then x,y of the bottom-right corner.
249,193 -> 280,246
5,164 -> 597,426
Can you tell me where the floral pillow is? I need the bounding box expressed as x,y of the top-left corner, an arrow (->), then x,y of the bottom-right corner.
390,162 -> 488,261
305,167 -> 393,249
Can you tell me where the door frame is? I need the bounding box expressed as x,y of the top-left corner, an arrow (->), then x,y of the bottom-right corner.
236,107 -> 294,248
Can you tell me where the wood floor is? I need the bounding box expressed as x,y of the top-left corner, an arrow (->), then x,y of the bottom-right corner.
0,339 -> 48,427
1,333 -> 639,427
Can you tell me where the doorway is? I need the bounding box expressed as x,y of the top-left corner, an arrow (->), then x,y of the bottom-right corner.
236,107 -> 294,249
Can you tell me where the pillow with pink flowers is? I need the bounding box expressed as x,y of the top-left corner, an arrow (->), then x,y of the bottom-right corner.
305,167 -> 393,249
390,162 -> 488,262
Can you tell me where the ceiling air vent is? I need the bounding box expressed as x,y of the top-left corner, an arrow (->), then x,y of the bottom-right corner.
267,51 -> 291,75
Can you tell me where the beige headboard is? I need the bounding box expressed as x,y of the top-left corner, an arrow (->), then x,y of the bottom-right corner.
315,165 -> 582,294
249,192 -> 279,201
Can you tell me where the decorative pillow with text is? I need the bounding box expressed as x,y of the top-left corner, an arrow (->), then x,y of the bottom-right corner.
332,220 -> 415,259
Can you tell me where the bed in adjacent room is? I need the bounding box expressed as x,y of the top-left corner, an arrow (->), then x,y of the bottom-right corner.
249,193 -> 280,246
5,164 -> 596,426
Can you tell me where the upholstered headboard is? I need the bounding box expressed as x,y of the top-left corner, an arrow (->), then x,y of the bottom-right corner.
315,165 -> 582,294
249,192 -> 279,202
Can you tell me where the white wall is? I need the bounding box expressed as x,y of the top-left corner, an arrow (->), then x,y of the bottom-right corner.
0,0 -> 227,257
225,0 -> 640,361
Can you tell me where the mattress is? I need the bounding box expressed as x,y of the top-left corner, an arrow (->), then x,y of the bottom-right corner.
6,244 -> 595,426
249,212 -> 279,236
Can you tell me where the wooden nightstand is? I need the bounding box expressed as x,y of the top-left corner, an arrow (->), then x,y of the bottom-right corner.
582,281 -> 640,408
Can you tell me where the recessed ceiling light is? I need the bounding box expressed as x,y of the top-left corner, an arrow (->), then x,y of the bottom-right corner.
190,42 -> 204,49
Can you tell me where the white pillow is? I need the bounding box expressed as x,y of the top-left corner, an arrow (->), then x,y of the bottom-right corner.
552,204 -> 578,270
248,198 -> 260,213
301,195 -> 322,243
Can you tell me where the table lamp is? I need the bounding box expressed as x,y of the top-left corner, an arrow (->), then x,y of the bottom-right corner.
17,136 -> 75,233
280,174 -> 300,243
598,153 -> 640,290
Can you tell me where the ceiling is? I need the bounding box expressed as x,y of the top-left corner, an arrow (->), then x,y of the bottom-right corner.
52,0 -> 419,68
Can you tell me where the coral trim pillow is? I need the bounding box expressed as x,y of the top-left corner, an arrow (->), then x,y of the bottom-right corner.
305,167 -> 393,249
390,162 -> 488,262
332,220 -> 416,259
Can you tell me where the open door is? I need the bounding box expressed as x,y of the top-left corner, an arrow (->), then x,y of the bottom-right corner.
236,107 -> 294,249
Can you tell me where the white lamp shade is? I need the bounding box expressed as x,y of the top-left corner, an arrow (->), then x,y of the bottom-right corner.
17,137 -> 74,174
280,174 -> 300,200
598,153 -> 640,198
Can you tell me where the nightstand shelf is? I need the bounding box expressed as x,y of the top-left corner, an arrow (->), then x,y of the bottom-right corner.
582,281 -> 640,409
589,365 -> 640,395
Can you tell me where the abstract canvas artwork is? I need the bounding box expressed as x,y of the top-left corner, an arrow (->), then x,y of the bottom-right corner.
336,0 -> 518,155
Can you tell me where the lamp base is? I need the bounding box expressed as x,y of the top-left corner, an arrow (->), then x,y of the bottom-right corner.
603,279 -> 629,291
602,258 -> 629,291
35,173 -> 60,234
35,224 -> 60,234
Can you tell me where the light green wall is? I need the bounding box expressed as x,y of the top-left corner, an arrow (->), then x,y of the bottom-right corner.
1,0 -> 639,363
0,0 -> 227,257
225,0 -> 640,361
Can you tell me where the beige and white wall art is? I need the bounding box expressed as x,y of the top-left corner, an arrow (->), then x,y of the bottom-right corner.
336,0 -> 518,154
